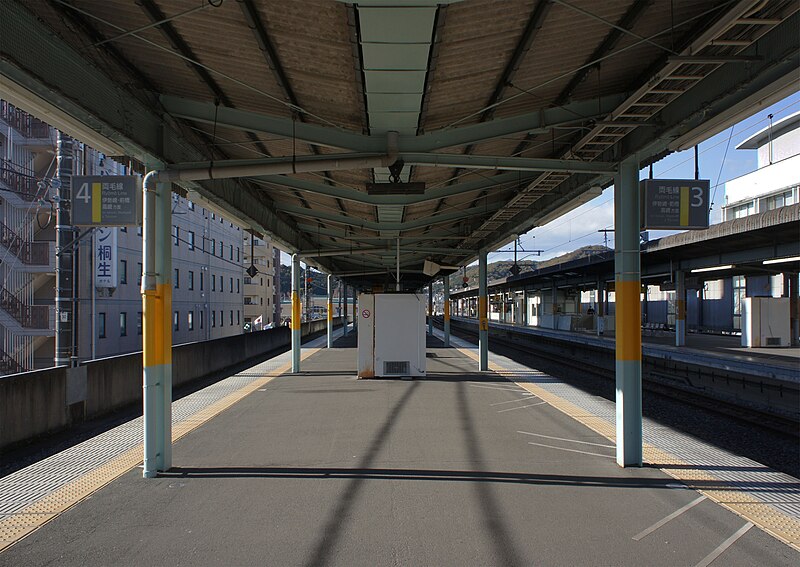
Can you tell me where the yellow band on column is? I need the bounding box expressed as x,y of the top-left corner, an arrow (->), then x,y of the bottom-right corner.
616,280 -> 642,361
479,296 -> 488,331
291,291 -> 301,330
444,301 -> 450,320
676,298 -> 686,320
143,283 -> 172,366
327,302 -> 332,322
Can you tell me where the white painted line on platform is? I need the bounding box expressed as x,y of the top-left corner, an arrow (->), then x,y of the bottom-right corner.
497,402 -> 547,412
517,431 -> 615,449
694,522 -> 753,567
528,442 -> 615,459
490,396 -> 538,406
468,383 -> 527,392
632,495 -> 707,541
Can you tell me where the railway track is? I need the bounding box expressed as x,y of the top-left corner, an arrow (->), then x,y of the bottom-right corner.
436,318 -> 800,478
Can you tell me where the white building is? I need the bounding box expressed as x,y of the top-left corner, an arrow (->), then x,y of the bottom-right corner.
723,111 -> 799,220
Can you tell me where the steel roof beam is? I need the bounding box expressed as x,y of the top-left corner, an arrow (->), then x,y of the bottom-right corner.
278,201 -> 504,232
296,224 -> 462,241
402,153 -> 616,174
254,170 -> 536,206
159,92 -> 626,153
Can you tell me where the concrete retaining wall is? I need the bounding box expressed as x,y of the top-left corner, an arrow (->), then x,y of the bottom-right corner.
1,321 -> 339,451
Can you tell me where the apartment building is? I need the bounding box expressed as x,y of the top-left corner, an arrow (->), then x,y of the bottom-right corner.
0,100 -> 259,373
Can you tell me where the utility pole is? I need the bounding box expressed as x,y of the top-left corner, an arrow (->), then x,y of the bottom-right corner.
55,132 -> 76,367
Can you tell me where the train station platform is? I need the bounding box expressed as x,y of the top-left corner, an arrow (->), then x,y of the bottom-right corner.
1,329 -> 798,566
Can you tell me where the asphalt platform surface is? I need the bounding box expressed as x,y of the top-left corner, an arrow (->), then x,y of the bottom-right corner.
2,334 -> 796,566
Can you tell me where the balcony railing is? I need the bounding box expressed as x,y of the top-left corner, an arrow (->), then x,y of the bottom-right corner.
0,221 -> 50,265
0,101 -> 51,139
0,346 -> 25,374
0,159 -> 39,200
0,286 -> 50,329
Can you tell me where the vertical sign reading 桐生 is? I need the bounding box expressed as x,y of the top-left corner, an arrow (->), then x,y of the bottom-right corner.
640,179 -> 710,230
72,175 -> 141,226
94,227 -> 118,289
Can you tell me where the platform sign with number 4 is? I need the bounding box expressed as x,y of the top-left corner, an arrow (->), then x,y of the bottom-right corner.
71,175 -> 142,227
640,179 -> 709,230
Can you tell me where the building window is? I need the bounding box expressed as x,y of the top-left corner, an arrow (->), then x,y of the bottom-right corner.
236,247 -> 240,262
219,240 -> 224,258
230,277 -> 233,293
188,311 -> 194,331
200,310 -> 204,329
230,310 -> 234,326
236,279 -> 240,293
173,225 -> 179,246
98,313 -> 106,338
120,259 -> 127,284
200,272 -> 204,291
174,268 -> 180,288
237,311 -> 240,325
220,310 -> 224,327
137,312 -> 143,335
244,276 -> 252,285
229,244 -> 233,260
188,270 -> 194,290
212,310 -> 216,328
212,274 -> 216,291
174,311 -> 179,331
188,200 -> 194,211
137,262 -> 143,285
188,231 -> 195,250
119,312 -> 127,337
137,226 -> 143,236
210,239 -> 215,255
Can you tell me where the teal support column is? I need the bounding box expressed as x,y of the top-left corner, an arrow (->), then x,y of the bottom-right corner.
478,248 -> 488,371
142,172 -> 172,477
428,285 -> 434,335
614,155 -> 642,467
675,270 -> 686,346
327,274 -> 333,348
443,274 -> 451,347
291,254 -> 301,372
343,284 -> 348,336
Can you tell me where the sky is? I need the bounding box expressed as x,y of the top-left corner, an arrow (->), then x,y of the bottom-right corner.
282,90 -> 800,269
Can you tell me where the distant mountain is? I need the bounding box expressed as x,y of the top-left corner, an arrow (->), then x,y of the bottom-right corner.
455,245 -> 609,289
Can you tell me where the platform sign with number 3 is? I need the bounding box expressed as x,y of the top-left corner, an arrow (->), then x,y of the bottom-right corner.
640,179 -> 710,230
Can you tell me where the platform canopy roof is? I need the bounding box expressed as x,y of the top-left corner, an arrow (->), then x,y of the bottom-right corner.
1,0 -> 798,288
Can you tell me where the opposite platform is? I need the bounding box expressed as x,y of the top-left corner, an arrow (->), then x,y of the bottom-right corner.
0,330 -> 798,566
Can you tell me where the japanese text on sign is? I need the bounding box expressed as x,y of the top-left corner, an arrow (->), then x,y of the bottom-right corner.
640,179 -> 709,230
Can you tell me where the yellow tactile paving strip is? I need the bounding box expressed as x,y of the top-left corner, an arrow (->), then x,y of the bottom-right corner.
0,348 -> 320,552
456,346 -> 800,551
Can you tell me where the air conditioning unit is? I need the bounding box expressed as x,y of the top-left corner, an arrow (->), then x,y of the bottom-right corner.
357,293 -> 426,378
741,297 -> 790,348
